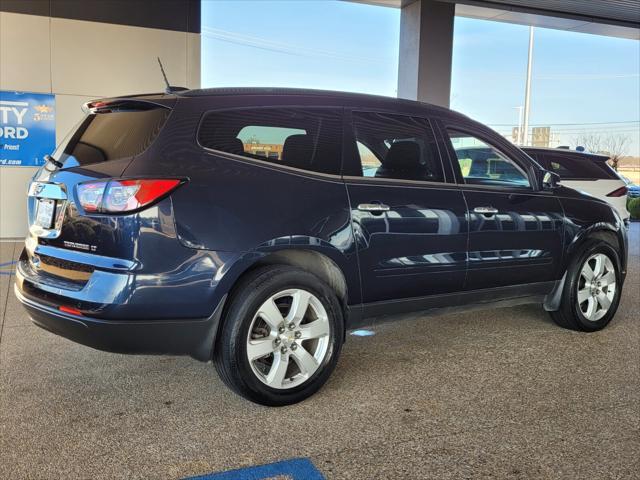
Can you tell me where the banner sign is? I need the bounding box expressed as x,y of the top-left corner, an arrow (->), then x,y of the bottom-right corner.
0,91 -> 56,167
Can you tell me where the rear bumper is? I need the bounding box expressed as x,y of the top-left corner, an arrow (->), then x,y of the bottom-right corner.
607,196 -> 630,221
15,284 -> 225,361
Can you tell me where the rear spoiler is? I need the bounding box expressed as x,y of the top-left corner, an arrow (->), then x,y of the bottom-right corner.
523,147 -> 611,163
83,96 -> 176,114
576,153 -> 611,162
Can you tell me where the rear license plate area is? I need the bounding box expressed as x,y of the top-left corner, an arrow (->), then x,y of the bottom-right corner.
35,199 -> 56,229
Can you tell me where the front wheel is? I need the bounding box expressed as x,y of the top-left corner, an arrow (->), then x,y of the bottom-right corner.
550,239 -> 622,332
214,265 -> 344,406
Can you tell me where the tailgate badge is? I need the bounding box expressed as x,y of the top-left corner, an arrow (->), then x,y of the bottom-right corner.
63,241 -> 97,252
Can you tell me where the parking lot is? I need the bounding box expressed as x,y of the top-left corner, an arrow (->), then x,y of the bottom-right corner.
1,223 -> 638,479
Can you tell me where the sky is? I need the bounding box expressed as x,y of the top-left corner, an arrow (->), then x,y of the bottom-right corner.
201,0 -> 640,156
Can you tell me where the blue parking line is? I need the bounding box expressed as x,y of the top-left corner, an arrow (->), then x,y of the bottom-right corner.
0,260 -> 16,276
184,458 -> 324,480
350,329 -> 375,337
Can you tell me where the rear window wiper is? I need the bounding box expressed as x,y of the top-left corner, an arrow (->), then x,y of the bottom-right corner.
44,154 -> 63,171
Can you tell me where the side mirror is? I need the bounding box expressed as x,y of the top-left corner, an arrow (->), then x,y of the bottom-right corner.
541,170 -> 561,190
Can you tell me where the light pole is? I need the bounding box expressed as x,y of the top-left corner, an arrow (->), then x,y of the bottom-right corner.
522,26 -> 534,146
513,106 -> 524,145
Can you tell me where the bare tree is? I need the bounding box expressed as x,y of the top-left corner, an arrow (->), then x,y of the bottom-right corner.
574,133 -> 630,171
603,134 -> 630,171
574,133 -> 604,154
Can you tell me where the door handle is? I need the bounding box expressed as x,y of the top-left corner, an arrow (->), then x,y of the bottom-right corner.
474,206 -> 499,216
357,203 -> 390,214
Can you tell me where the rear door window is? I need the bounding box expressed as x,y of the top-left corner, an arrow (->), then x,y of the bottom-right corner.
198,107 -> 343,175
350,111 -> 445,183
54,105 -> 170,167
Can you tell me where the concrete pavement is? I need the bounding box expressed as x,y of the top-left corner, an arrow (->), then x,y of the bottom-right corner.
1,224 -> 638,479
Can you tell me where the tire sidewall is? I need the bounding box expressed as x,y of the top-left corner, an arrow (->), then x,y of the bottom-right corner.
225,267 -> 344,405
565,241 -> 622,331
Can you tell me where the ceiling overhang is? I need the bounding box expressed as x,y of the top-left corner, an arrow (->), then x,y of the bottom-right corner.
349,0 -> 640,40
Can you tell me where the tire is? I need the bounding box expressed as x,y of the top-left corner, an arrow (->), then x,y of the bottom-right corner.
214,265 -> 344,406
549,238 -> 622,332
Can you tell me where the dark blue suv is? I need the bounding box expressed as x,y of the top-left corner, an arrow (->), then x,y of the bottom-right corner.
15,88 -> 628,405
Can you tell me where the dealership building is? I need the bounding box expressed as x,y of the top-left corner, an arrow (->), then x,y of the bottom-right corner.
1,0 -> 638,238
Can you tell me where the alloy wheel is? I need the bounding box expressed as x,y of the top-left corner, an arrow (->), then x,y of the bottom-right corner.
246,289 -> 331,389
577,253 -> 616,322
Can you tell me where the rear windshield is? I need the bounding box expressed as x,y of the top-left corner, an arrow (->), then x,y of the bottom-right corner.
531,152 -> 618,180
53,105 -> 169,167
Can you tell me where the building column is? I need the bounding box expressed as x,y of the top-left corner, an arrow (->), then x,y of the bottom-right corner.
397,0 -> 455,107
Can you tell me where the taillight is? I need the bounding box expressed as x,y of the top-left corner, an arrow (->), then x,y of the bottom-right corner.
77,178 -> 183,213
77,182 -> 106,212
606,186 -> 628,197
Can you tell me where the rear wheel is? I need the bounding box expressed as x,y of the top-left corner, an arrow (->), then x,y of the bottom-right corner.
214,265 -> 344,406
550,239 -> 622,332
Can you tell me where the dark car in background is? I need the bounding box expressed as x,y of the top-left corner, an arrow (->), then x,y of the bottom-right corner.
15,89 -> 628,405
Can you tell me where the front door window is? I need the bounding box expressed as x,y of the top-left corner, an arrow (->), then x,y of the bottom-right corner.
447,130 -> 531,188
